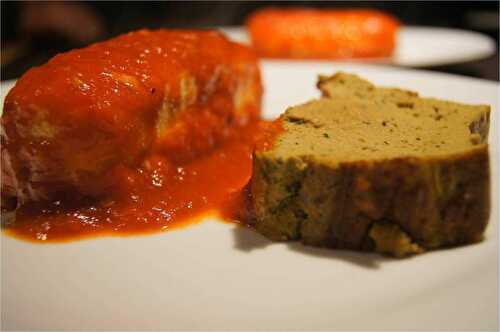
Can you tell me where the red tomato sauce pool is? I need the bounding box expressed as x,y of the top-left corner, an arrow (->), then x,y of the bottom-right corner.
3,119 -> 282,243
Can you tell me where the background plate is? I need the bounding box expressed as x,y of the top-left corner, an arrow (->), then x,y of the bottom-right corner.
219,26 -> 497,67
1,62 -> 498,330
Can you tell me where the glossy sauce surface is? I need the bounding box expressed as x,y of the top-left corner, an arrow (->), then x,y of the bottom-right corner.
2,29 -> 274,242
3,120 -> 282,242
2,29 -> 261,202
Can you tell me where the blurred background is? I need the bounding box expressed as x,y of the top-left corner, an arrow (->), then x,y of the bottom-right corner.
1,1 -> 499,81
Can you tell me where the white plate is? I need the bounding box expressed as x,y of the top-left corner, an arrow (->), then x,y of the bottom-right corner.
1,63 -> 498,331
218,26 -> 497,67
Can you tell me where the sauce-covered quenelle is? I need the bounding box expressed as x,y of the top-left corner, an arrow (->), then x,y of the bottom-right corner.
2,29 -> 261,205
1,29 -> 278,242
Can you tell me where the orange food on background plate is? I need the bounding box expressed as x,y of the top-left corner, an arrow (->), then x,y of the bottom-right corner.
246,8 -> 400,59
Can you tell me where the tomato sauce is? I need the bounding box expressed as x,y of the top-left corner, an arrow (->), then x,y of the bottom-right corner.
3,119 -> 282,242
2,29 -> 262,203
1,29 -> 278,242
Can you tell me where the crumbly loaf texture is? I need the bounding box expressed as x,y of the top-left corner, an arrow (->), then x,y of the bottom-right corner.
251,72 -> 490,257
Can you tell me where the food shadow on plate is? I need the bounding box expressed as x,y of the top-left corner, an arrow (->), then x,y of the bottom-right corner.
231,224 -> 407,270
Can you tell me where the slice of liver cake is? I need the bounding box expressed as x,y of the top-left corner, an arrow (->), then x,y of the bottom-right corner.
251,72 -> 490,257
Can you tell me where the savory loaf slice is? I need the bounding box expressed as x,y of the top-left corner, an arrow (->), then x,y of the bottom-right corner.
251,73 -> 490,257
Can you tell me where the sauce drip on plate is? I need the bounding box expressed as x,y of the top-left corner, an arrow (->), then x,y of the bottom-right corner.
3,119 -> 282,242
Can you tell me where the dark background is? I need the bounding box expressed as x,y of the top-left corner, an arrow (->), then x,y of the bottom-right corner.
1,1 -> 499,81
